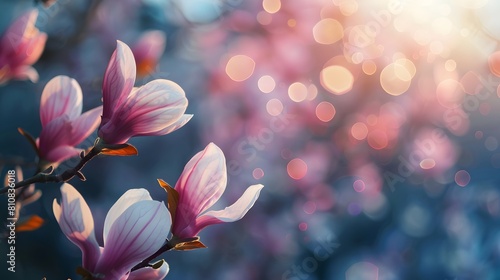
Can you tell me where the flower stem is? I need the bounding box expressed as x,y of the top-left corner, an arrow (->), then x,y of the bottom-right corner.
0,146 -> 101,195
130,240 -> 175,272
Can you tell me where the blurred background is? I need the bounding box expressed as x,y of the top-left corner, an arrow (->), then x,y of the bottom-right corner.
1,0 -> 500,279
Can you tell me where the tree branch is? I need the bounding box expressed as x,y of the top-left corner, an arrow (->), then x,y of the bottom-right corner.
0,147 -> 101,194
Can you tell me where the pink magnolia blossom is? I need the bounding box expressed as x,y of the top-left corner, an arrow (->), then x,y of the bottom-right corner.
53,183 -> 171,280
98,40 -> 191,144
171,142 -> 264,239
132,30 -> 166,77
36,76 -> 102,168
0,9 -> 47,85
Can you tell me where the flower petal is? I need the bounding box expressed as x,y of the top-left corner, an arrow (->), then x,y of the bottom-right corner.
96,200 -> 171,278
173,143 -> 227,237
44,145 -> 82,165
38,116 -> 73,161
128,261 -> 169,280
103,188 -> 152,244
99,79 -> 188,144
119,79 -> 188,133
21,31 -> 48,65
140,114 -> 192,136
70,106 -> 103,145
40,76 -> 83,126
188,184 -> 264,237
1,9 -> 38,52
52,183 -> 100,271
102,40 -> 136,121
12,65 -> 39,83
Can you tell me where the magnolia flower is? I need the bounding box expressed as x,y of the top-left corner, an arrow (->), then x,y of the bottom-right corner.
0,9 -> 47,85
167,142 -> 264,239
132,30 -> 166,77
36,75 -> 102,169
98,40 -> 192,144
53,183 -> 171,280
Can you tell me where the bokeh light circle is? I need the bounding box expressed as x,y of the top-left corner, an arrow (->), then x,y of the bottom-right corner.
252,168 -> 264,179
288,82 -> 308,102
353,179 -> 365,192
455,170 -> 471,187
225,55 -> 255,82
380,62 -> 412,96
315,101 -> 336,122
258,75 -> 276,93
287,158 -> 308,180
367,130 -> 389,150
351,122 -> 368,140
313,18 -> 344,45
266,98 -> 283,116
320,65 -> 354,95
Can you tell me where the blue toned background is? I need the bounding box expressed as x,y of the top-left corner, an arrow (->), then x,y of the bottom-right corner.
1,0 -> 500,279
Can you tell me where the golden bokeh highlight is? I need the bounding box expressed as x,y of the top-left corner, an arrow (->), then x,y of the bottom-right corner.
313,19 -> 344,45
288,19 -> 296,27
225,55 -> 256,82
445,59 -> 457,72
337,0 -> 358,16
262,0 -> 281,14
380,63 -> 413,96
266,98 -> 283,116
351,122 -> 368,140
320,65 -> 354,95
362,60 -> 377,75
258,75 -> 276,93
287,158 -> 308,180
316,101 -> 336,122
395,58 -> 416,79
288,82 -> 308,102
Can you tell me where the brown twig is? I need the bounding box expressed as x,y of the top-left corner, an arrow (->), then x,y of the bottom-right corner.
130,240 -> 175,272
0,147 -> 101,194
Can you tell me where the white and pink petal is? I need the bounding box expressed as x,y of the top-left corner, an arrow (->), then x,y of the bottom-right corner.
1,9 -> 38,52
174,143 -> 227,221
96,200 -> 170,277
103,188 -> 153,243
140,114 -> 193,136
128,261 -> 169,280
40,76 -> 83,126
43,145 -> 82,165
187,184 -> 264,237
102,40 -> 136,120
119,79 -> 187,130
69,106 -> 103,145
52,183 -> 100,271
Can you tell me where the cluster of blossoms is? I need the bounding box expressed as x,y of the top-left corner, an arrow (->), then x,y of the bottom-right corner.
0,9 -> 46,84
1,9 -> 263,280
